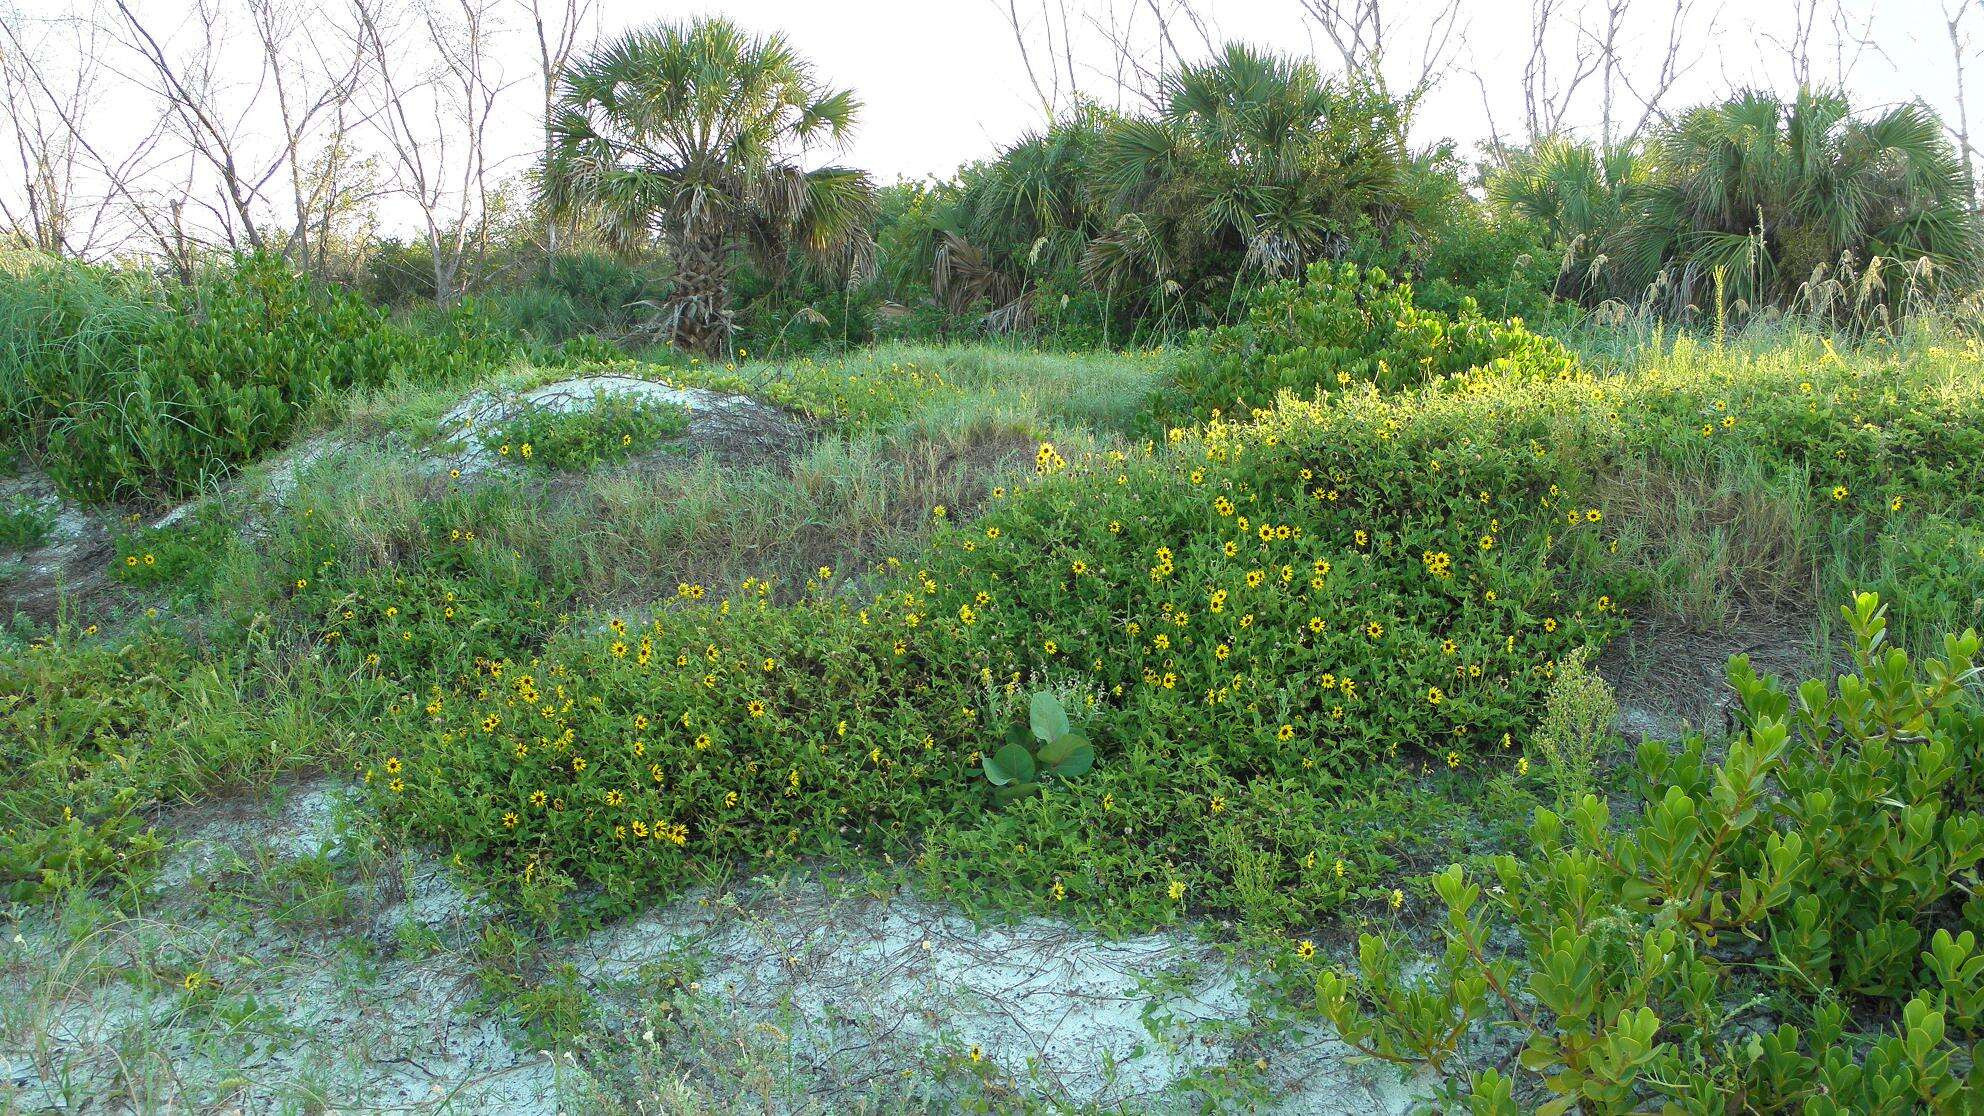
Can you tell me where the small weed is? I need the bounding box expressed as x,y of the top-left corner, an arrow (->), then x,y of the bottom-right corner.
483,392 -> 691,470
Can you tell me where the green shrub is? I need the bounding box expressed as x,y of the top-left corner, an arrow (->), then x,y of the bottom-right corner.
362,584 -> 978,919
979,691 -> 1098,800
1152,261 -> 1579,428
1314,593 -> 1984,1113
481,393 -> 691,471
1530,646 -> 1616,809
0,500 -> 54,550
1,252 -> 515,502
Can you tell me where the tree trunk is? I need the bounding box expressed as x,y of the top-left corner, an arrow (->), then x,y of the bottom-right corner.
669,218 -> 732,357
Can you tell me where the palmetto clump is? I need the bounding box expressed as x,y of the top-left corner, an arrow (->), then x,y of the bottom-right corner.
540,18 -> 875,356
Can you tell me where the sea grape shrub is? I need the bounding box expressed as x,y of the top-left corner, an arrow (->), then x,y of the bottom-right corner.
1152,260 -> 1579,427
1314,593 -> 1984,1114
980,691 -> 1097,802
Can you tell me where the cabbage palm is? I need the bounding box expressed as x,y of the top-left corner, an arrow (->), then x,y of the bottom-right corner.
930,111 -> 1110,327
540,18 -> 875,354
1487,138 -> 1647,298
1612,89 -> 1977,310
1085,43 -> 1413,314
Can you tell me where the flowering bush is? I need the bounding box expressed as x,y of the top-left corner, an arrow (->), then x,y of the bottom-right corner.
343,324 -> 1984,938
362,337 -> 1637,930
364,580 -> 979,918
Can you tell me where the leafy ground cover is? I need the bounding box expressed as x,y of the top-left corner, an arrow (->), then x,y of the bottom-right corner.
4,259 -> 1983,1111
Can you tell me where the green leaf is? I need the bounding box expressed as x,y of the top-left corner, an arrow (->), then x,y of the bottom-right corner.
1004,720 -> 1034,751
1050,743 -> 1094,778
1038,730 -> 1087,767
993,781 -> 1043,805
1030,692 -> 1070,743
984,742 -> 1036,786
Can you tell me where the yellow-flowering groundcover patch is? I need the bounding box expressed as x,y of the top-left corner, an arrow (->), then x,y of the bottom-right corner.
348,323 -> 1984,935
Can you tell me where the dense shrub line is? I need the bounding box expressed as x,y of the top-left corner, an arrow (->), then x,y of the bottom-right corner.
0,252 -> 513,502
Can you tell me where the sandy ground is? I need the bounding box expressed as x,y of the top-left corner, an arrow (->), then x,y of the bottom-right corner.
1,776 -> 1425,1114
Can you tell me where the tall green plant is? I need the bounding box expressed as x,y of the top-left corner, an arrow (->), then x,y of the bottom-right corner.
541,17 -> 876,356
1086,44 -> 1416,320
1,253 -> 512,502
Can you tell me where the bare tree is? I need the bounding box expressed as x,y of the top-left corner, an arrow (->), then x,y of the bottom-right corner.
997,0 -> 1071,119
352,0 -> 511,303
110,0 -> 274,252
0,5 -> 176,262
991,0 -> 1217,118
246,0 -> 369,276
1758,0 -> 1881,90
517,0 -> 593,263
1298,0 -> 1465,111
1604,0 -> 1705,144
0,9 -> 93,253
1946,0 -> 1977,201
102,0 -> 369,270
1520,0 -> 1602,138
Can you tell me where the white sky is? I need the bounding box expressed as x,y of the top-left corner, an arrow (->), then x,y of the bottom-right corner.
689,0 -> 1967,182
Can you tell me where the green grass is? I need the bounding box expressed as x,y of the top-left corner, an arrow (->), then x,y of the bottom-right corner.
0,625 -> 371,902
479,392 -> 692,470
6,283 -> 1984,1111
0,500 -> 54,550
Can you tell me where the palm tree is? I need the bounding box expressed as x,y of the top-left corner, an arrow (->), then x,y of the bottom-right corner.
1611,89 -> 1977,311
1085,43 -> 1415,318
930,110 -> 1110,329
1487,138 -> 1647,299
539,18 -> 875,355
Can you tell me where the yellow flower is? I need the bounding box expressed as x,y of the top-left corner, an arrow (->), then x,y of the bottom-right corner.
1168,879 -> 1187,901
1295,939 -> 1316,959
1389,888 -> 1404,910
1832,485 -> 1848,501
